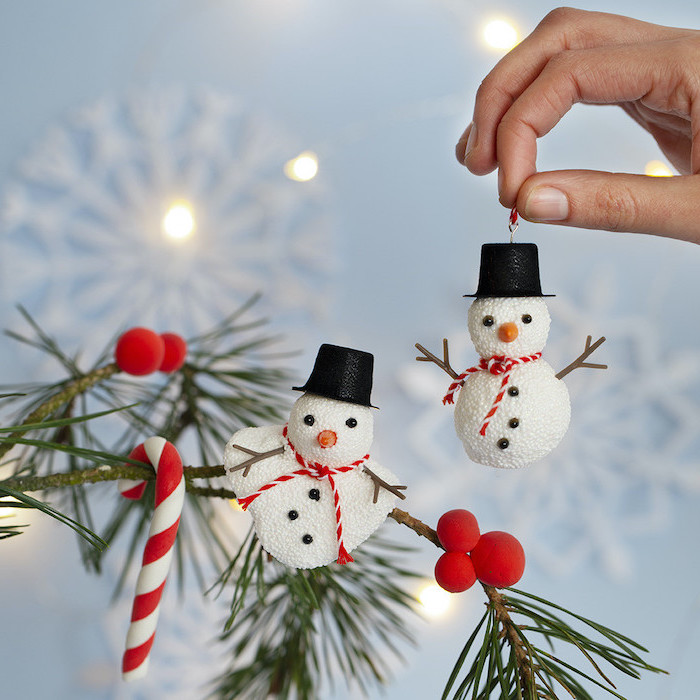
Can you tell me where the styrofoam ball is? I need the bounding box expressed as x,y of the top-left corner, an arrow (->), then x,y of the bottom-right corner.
470,531 -> 525,588
159,333 -> 187,372
453,361 -> 570,469
436,509 -> 480,553
434,551 -> 477,593
467,297 -> 550,358
287,393 -> 374,468
114,327 -> 165,375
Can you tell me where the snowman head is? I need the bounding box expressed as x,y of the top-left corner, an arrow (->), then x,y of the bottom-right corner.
287,393 -> 374,467
467,297 -> 551,358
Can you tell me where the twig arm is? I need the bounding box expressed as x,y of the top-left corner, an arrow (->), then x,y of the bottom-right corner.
363,467 -> 407,504
415,339 -> 459,379
555,335 -> 607,380
226,445 -> 285,477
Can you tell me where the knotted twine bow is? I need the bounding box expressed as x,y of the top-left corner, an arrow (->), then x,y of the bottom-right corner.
236,425 -> 370,565
443,353 -> 542,436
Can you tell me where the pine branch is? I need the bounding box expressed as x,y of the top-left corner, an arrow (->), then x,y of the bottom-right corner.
0,362 -> 120,461
390,508 -> 664,699
0,485 -> 107,549
0,306 -> 663,700
214,535 -> 419,700
0,461 -> 229,495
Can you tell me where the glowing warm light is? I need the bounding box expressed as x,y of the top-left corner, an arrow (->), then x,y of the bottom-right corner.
483,19 -> 519,50
0,497 -> 21,519
163,201 -> 196,240
284,151 -> 319,182
418,583 -> 451,618
645,160 -> 673,177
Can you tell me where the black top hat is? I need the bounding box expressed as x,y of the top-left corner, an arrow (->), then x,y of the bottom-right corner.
293,344 -> 376,407
465,243 -> 554,298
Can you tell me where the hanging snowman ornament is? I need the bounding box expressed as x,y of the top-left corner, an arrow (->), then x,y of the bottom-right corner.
417,221 -> 606,469
224,344 -> 406,569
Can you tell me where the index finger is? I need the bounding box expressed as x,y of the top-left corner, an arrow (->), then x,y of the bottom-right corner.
495,38 -> 689,205
462,8 -> 684,175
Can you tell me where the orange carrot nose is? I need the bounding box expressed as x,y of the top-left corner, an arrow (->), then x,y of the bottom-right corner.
498,322 -> 519,343
317,430 -> 337,448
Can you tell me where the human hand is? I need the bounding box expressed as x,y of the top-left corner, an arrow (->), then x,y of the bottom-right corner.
457,8 -> 700,242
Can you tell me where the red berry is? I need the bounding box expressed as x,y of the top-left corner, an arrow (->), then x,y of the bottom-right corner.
159,333 -> 187,373
434,551 -> 477,593
115,328 -> 165,376
436,509 -> 480,553
470,531 -> 525,588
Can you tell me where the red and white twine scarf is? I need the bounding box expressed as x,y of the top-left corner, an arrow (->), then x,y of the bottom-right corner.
443,353 -> 542,436
237,425 -> 369,565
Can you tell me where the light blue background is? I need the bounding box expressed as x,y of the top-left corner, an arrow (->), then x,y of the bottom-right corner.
1,2 -> 700,698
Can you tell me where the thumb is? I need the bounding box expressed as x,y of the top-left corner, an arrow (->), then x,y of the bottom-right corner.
515,170 -> 700,243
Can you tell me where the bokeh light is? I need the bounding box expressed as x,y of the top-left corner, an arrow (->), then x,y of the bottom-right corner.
417,583 -> 451,618
163,201 -> 196,241
284,151 -> 319,182
483,19 -> 519,51
645,160 -> 673,177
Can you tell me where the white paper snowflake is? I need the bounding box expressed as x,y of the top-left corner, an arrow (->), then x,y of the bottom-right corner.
0,87 -> 333,348
399,265 -> 700,580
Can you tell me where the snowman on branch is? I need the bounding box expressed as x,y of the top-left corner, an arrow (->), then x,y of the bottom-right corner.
224,344 -> 406,569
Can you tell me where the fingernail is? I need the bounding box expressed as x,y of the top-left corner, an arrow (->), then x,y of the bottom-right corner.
524,186 -> 569,221
463,123 -> 477,164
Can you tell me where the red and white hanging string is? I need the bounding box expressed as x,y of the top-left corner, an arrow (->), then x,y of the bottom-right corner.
509,206 -> 519,241
119,437 -> 185,681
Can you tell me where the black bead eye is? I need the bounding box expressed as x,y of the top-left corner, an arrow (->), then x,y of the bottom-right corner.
508,387 -> 519,397
302,534 -> 313,544
483,315 -> 495,327
288,510 -> 299,520
346,418 -> 357,428
303,414 -> 315,426
509,418 -> 520,429
497,438 -> 510,450
522,314 -> 532,324
309,489 -> 320,501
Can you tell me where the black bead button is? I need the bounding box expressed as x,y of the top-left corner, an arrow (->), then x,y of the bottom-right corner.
302,534 -> 313,545
509,418 -> 520,429
508,387 -> 519,397
288,510 -> 299,520
309,488 -> 320,501
497,438 -> 509,449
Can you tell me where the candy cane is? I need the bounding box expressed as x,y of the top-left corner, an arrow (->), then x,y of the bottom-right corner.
119,436 -> 185,681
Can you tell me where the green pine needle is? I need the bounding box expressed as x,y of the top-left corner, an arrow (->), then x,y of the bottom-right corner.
214,534 -> 419,700
442,587 -> 666,700
0,485 -> 106,549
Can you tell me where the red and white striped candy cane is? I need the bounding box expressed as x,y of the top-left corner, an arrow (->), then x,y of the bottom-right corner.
118,436 -> 185,681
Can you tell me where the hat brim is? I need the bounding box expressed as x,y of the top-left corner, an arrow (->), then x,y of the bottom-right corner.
292,386 -> 378,409
463,293 -> 555,298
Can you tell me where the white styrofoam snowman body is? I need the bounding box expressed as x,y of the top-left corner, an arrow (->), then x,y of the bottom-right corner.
224,393 -> 399,569
453,297 -> 571,469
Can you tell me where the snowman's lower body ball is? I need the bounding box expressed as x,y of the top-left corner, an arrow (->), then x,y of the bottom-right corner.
246,466 -> 398,569
453,362 -> 571,469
